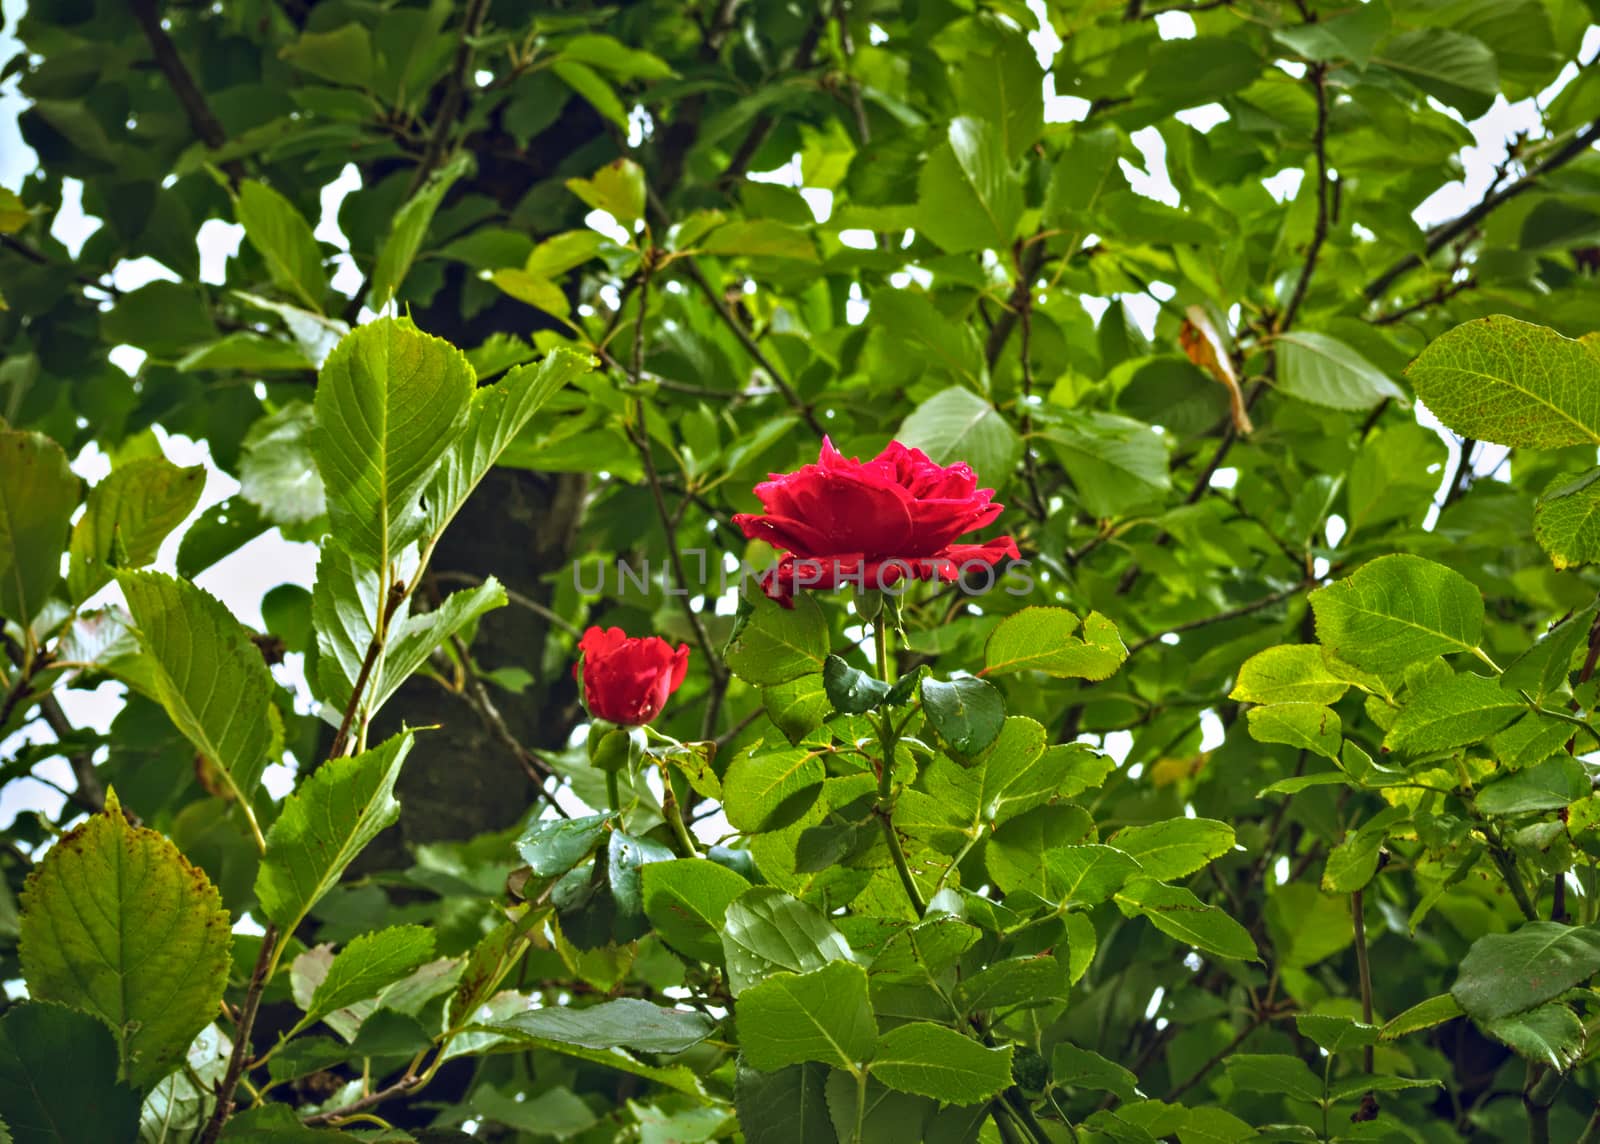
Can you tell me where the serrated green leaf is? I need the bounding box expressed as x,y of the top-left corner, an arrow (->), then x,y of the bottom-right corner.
236,180 -> 326,312
897,387 -> 1021,491
19,794 -> 231,1089
921,676 -> 1005,756
738,960 -> 875,1071
1231,645 -> 1350,706
870,1023 -> 1012,1104
1275,331 -> 1405,411
982,607 -> 1127,680
726,594 -> 829,685
1452,921 -> 1600,1020
0,430 -> 78,626
1222,1053 -> 1322,1103
642,858 -> 751,964
823,655 -> 891,714
1380,993 -> 1464,1040
489,997 -> 714,1054
1309,554 -> 1484,674
1386,671 -> 1530,755
1534,466 -> 1600,569
1246,702 -> 1342,760
367,152 -> 471,310
1482,1002 -> 1586,1069
67,458 -> 204,602
724,747 -> 825,833
302,925 -> 434,1031
255,731 -> 413,933
1108,819 -> 1234,882
721,887 -> 855,996
735,1063 -> 834,1144
1115,879 -> 1259,961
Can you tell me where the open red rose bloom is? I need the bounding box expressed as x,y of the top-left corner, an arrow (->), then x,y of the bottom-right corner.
732,437 -> 1020,605
574,626 -> 690,726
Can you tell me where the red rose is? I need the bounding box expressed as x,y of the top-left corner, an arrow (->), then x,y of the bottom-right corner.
574,627 -> 690,726
731,437 -> 1019,604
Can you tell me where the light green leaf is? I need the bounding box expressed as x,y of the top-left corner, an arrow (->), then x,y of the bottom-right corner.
872,290 -> 989,395
725,594 -> 829,685
177,331 -> 314,373
721,887 -> 855,996
67,457 -> 204,602
1374,28 -> 1499,119
699,219 -> 817,261
281,23 -> 374,87
762,675 -> 831,745
869,1023 -> 1013,1104
1380,993 -> 1464,1040
0,429 -> 78,625
554,60 -> 629,131
954,25 -> 1043,161
738,960 -> 875,1071
312,316 -> 474,567
303,926 -> 434,1030
1477,755 -> 1588,814
1385,671 -> 1526,755
489,998 -> 714,1054
1309,554 -> 1484,674
254,732 -> 413,933
369,579 -> 507,711
1452,921 -> 1600,1020
490,269 -> 569,318
421,348 -> 595,540
117,571 -> 281,809
724,748 -> 826,833
987,805 -> 1094,896
1108,819 -> 1235,882
19,792 -> 231,1090
1275,331 -> 1405,411
236,180 -> 326,312
1534,467 -> 1600,570
1296,1015 -> 1380,1055
1272,3 -> 1389,65
917,118 -> 1022,253
920,676 -> 1006,756
367,152 -> 472,309
1405,315 -> 1600,447
1246,702 -> 1342,761
1043,845 -> 1144,907
566,157 -> 646,226
1115,879 -> 1259,961
982,607 -> 1127,681
897,386 -> 1021,490
238,403 -> 325,526
1230,645 -> 1350,706
642,859 -> 751,964
1042,412 -> 1172,517
0,1004 -> 141,1138
1051,1043 -> 1139,1101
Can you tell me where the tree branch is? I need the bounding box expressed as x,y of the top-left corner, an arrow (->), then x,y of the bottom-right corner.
198,924 -> 279,1144
1279,63 -> 1330,332
407,0 -> 491,198
1365,117 -> 1600,304
129,0 -> 246,185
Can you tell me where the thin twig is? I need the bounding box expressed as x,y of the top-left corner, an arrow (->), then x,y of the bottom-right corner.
447,635 -> 570,818
1126,578 -> 1313,655
1279,63 -> 1330,332
198,924 -> 279,1144
430,570 -> 582,637
406,0 -> 491,198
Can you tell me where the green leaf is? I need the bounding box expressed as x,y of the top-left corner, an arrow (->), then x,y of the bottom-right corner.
979,722 -> 1108,823
1452,921 -> 1600,1020
370,579 -> 507,709
218,1103 -> 348,1140
312,316 -> 474,567
1385,672 -> 1526,755
871,290 -> 988,394
721,887 -> 855,996
736,1063 -> 834,1144
557,33 -> 675,80
1108,819 -> 1235,882
177,331 -> 314,373
954,25 -> 1043,161
897,386 -> 1021,490
981,608 -> 1127,681
1246,702 -> 1342,761
1230,645 -> 1350,706
1477,755 -> 1588,814
566,157 -> 646,227
281,23 -> 374,87
0,429 -> 78,625
823,655 -> 892,714
1043,845 -> 1144,907
67,457 -> 204,601
238,402 -> 325,526
1380,993 -> 1464,1040
367,152 -> 471,309
953,955 -> 1064,1013
1483,1002 -> 1586,1070
724,747 -> 826,833
489,998 -> 715,1054
176,497 -> 269,580
1222,1053 -> 1323,1104
869,1023 -> 1013,1104
1051,1042 -> 1139,1101
254,731 -> 413,933
917,117 -> 1022,254
303,925 -> 434,1030
642,858 -> 751,964
1309,554 -> 1485,674
1274,331 -> 1405,411
518,814 -> 611,878
987,805 -> 1094,896
1534,467 -> 1600,569
726,594 -> 829,685
1115,879 -> 1259,961
0,1003 -> 141,1139
18,793 -> 231,1090
921,676 -> 1006,756
1272,3 -> 1389,65
1042,412 -> 1173,517
1375,28 -> 1499,119
700,219 -> 818,262
1404,316 -> 1600,447
738,960 -> 875,1071
421,348 -> 594,540
1321,829 -> 1384,894
763,675 -> 831,745
236,180 -> 326,312
117,572 -> 282,810
1296,1015 -> 1380,1055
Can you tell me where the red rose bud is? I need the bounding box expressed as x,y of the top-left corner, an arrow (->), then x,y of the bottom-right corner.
574,626 -> 690,726
731,437 -> 1020,605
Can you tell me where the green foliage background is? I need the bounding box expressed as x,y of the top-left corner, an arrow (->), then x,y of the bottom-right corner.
3,0 -> 1600,1141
